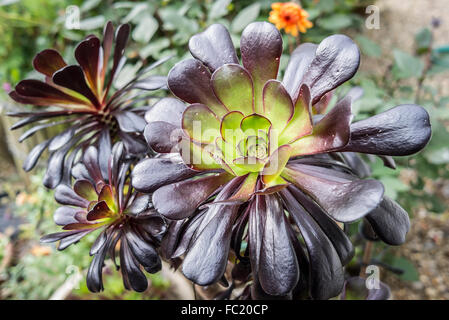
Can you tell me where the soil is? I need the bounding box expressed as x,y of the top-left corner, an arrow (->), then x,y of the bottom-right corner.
383,212 -> 449,299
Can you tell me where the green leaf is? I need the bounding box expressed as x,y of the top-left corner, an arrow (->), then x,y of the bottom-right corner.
78,16 -> 106,30
209,0 -> 232,20
230,3 -> 260,33
392,49 -> 424,79
415,28 -> 432,54
317,14 -> 352,30
371,158 -> 397,177
114,62 -> 142,89
423,121 -> 449,164
139,38 -> 170,59
428,51 -> 449,75
132,16 -> 158,43
159,7 -> 199,45
80,0 -> 102,12
355,35 -> 382,57
315,0 -> 335,13
159,7 -> 199,33
380,176 -> 409,200
122,3 -> 149,23
392,257 -> 419,282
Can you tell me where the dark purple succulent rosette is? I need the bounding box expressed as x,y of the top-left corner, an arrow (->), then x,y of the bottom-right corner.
41,142 -> 166,292
132,22 -> 431,299
8,21 -> 169,189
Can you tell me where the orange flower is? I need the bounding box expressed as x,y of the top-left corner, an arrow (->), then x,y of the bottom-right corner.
269,2 -> 313,36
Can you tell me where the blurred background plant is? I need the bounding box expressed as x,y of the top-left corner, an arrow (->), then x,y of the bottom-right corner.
1,0 -> 449,300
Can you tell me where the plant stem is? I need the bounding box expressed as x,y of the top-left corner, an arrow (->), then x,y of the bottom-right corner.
415,32 -> 434,103
360,241 -> 374,277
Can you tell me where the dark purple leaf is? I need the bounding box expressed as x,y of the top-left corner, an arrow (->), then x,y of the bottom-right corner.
48,126 -> 76,152
281,188 -> 344,300
97,128 -> 112,180
144,97 -> 187,126
33,49 -> 67,77
54,184 -> 90,208
171,211 -> 205,259
89,229 -> 108,256
72,162 -> 92,183
282,43 -> 317,100
58,229 -> 93,250
366,196 -> 410,245
75,36 -> 101,94
342,104 -> 431,156
12,79 -> 89,107
18,119 -> 71,143
131,157 -> 197,193
22,139 -> 51,171
125,193 -> 151,216
53,65 -> 101,108
40,230 -> 81,243
182,203 -> 240,285
248,195 -> 264,277
43,143 -> 74,189
258,194 -> 299,296
101,22 -> 114,80
288,186 -> 354,264
287,226 -> 310,299
144,121 -> 181,153
189,23 -> 239,72
133,75 -> 167,90
160,220 -> 184,260
340,152 -> 371,178
152,172 -> 232,220
290,96 -> 352,156
119,132 -> 147,155
105,23 -> 130,92
87,234 -> 109,292
83,146 -> 103,186
283,164 -> 384,223
302,34 -> 360,104
313,90 -> 334,114
378,155 -> 396,170
86,201 -> 112,221
114,110 -> 146,133
53,206 -> 79,226
120,235 -> 148,292
125,226 -> 161,272
240,22 -> 282,113
167,59 -> 227,117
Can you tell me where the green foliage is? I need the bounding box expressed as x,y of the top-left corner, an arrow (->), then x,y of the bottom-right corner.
230,2 -> 261,33
0,0 -> 369,92
391,257 -> 420,282
355,35 -> 382,58
415,27 -> 432,55
392,49 -> 424,79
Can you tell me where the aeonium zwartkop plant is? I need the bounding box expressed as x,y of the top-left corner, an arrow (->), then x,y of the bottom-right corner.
8,21 -> 168,189
132,22 -> 431,299
41,142 -> 166,292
